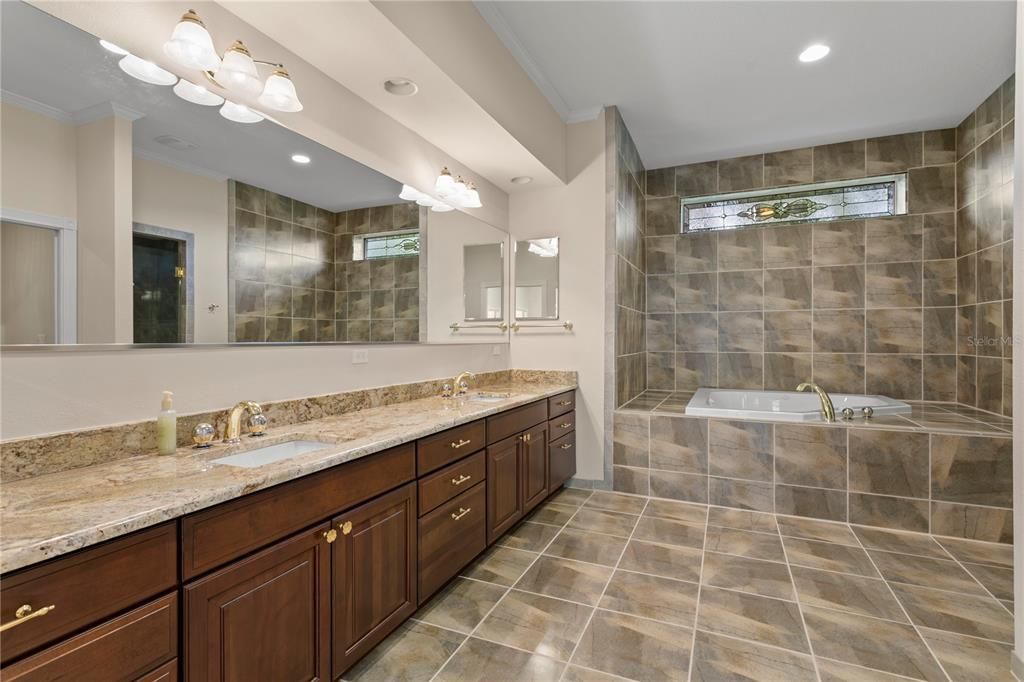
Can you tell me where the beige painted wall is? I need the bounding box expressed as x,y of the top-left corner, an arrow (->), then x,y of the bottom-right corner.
1,221 -> 56,344
0,101 -> 77,220
509,113 -> 607,481
132,157 -> 229,343
1011,0 -> 1022,671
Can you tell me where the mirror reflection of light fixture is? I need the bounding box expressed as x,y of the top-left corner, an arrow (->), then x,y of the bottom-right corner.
118,54 -> 177,86
399,184 -> 454,212
100,40 -> 129,56
258,67 -> 303,112
213,40 -> 262,96
163,9 -> 220,71
173,78 -> 224,106
433,167 -> 483,209
219,100 -> 264,124
527,238 -> 559,258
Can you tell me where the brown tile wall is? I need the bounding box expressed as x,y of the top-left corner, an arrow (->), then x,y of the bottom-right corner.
612,412 -> 1012,543
642,128 -> 963,401
229,180 -> 420,343
955,75 -> 1015,416
612,109 -> 647,405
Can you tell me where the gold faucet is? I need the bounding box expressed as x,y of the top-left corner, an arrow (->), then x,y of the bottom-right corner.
224,400 -> 264,444
796,382 -> 835,423
453,371 -> 475,396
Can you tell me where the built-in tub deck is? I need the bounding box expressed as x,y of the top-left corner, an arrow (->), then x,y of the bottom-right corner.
619,389 -> 1012,436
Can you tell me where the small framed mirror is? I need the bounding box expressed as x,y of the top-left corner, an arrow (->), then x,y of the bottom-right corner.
514,238 -> 559,320
463,243 -> 505,321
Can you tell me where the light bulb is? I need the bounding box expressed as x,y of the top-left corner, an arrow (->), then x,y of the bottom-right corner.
214,41 -> 262,96
173,79 -> 224,106
118,54 -> 177,86
435,167 -> 455,197
163,10 -> 220,71
219,100 -> 264,123
258,68 -> 303,112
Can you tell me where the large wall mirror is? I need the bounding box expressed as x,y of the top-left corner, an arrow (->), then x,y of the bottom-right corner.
514,238 -> 559,320
0,0 -> 508,347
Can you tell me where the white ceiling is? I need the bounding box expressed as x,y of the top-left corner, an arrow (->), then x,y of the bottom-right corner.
479,1 -> 1017,170
1,1 -> 401,212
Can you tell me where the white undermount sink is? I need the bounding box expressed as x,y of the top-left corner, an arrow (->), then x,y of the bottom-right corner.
466,392 -> 513,403
210,440 -> 332,468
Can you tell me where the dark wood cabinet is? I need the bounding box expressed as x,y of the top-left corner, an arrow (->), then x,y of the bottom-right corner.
549,431 -> 577,490
184,525 -> 332,682
418,482 -> 487,601
521,423 -> 549,513
331,483 -> 417,677
486,435 -> 523,543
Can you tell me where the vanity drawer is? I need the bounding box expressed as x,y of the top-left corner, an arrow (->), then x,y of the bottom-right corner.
418,451 -> 486,515
0,523 -> 177,665
181,443 -> 414,579
548,391 -> 576,418
0,592 -> 177,681
548,411 -> 576,440
549,431 -> 577,491
417,420 -> 486,475
486,401 -> 547,444
418,483 -> 486,602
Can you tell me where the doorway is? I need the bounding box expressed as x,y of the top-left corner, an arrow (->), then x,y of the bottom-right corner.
132,232 -> 186,343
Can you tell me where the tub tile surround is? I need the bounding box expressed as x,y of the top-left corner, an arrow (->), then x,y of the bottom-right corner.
345,490 -> 1015,682
635,74 -> 1015,412
612,403 -> 1012,543
0,372 -> 577,574
0,369 -> 575,482
230,180 -> 422,344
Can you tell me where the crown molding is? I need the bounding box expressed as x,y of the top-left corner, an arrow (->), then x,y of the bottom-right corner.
0,89 -> 73,123
133,146 -> 229,182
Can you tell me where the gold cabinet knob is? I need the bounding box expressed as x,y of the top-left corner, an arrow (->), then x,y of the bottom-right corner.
323,529 -> 338,544
451,474 -> 472,486
340,521 -> 353,535
0,604 -> 56,633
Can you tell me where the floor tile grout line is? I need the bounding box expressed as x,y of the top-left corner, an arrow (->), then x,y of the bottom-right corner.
813,655 -> 929,682
427,488 -> 596,682
558,496 -> 655,681
685,507 -> 710,682
931,538 -> 1015,617
847,526 -> 954,681
776,511 -> 824,682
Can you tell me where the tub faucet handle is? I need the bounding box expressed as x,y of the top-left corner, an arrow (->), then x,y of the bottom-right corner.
841,407 -> 855,420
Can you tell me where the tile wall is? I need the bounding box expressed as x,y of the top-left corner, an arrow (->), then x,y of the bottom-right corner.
229,181 -> 421,343
642,130 -> 962,401
613,411 -> 1012,543
955,75 -> 1016,416
612,109 -> 647,405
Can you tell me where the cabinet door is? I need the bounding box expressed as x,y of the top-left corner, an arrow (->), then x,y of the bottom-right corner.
184,525 -> 331,682
486,435 -> 523,544
332,483 -> 417,677
521,423 -> 549,513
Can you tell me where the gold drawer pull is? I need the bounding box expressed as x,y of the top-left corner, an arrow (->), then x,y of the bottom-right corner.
451,474 -> 472,486
558,422 -> 572,429
556,400 -> 571,406
450,439 -> 472,449
560,443 -> 573,450
0,604 -> 56,633
451,507 -> 472,521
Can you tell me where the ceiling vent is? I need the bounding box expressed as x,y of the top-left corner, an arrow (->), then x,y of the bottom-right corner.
154,134 -> 198,151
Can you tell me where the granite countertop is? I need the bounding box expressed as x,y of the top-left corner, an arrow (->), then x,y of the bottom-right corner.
0,381 -> 575,574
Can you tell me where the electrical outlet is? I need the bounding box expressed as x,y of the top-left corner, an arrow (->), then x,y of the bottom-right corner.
352,349 -> 368,364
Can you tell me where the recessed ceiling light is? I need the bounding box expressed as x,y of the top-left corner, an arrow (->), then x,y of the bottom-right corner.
511,176 -> 533,185
99,39 -> 129,56
384,78 -> 418,97
798,44 -> 830,63
291,154 -> 311,165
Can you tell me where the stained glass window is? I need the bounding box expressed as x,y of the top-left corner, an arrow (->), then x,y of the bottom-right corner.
354,231 -> 420,260
681,174 -> 907,233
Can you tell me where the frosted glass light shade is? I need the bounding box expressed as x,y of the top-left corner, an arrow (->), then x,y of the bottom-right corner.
219,100 -> 264,123
435,167 -> 455,197
214,41 -> 261,96
399,185 -> 420,201
173,79 -> 224,106
463,184 -> 482,209
163,12 -> 220,71
118,54 -> 177,86
258,69 -> 303,112
430,202 -> 454,213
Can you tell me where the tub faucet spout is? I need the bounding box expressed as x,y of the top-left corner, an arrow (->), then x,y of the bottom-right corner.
796,382 -> 835,423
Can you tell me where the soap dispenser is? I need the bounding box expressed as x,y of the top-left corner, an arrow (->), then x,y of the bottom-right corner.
157,391 -> 177,455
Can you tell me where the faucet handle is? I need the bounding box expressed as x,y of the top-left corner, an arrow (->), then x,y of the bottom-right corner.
248,413 -> 268,436
441,383 -> 454,398
457,381 -> 470,395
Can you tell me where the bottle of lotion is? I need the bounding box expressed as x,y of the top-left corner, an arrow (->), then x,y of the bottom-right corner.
157,391 -> 177,455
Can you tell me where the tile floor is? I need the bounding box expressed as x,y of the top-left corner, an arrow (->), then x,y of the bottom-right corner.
343,488 -> 1015,682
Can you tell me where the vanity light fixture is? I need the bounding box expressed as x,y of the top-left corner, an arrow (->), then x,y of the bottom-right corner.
118,54 -> 178,86
798,43 -> 830,63
213,41 -> 263,97
433,167 -> 484,209
100,40 -> 129,56
219,100 -> 264,124
173,78 -> 224,106
163,9 -> 220,71
291,153 -> 311,165
399,184 -> 456,213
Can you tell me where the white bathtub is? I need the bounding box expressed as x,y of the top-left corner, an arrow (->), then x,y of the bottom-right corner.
684,388 -> 911,422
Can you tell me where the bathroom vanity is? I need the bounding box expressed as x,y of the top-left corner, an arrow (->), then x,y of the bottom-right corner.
0,386 -> 577,681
